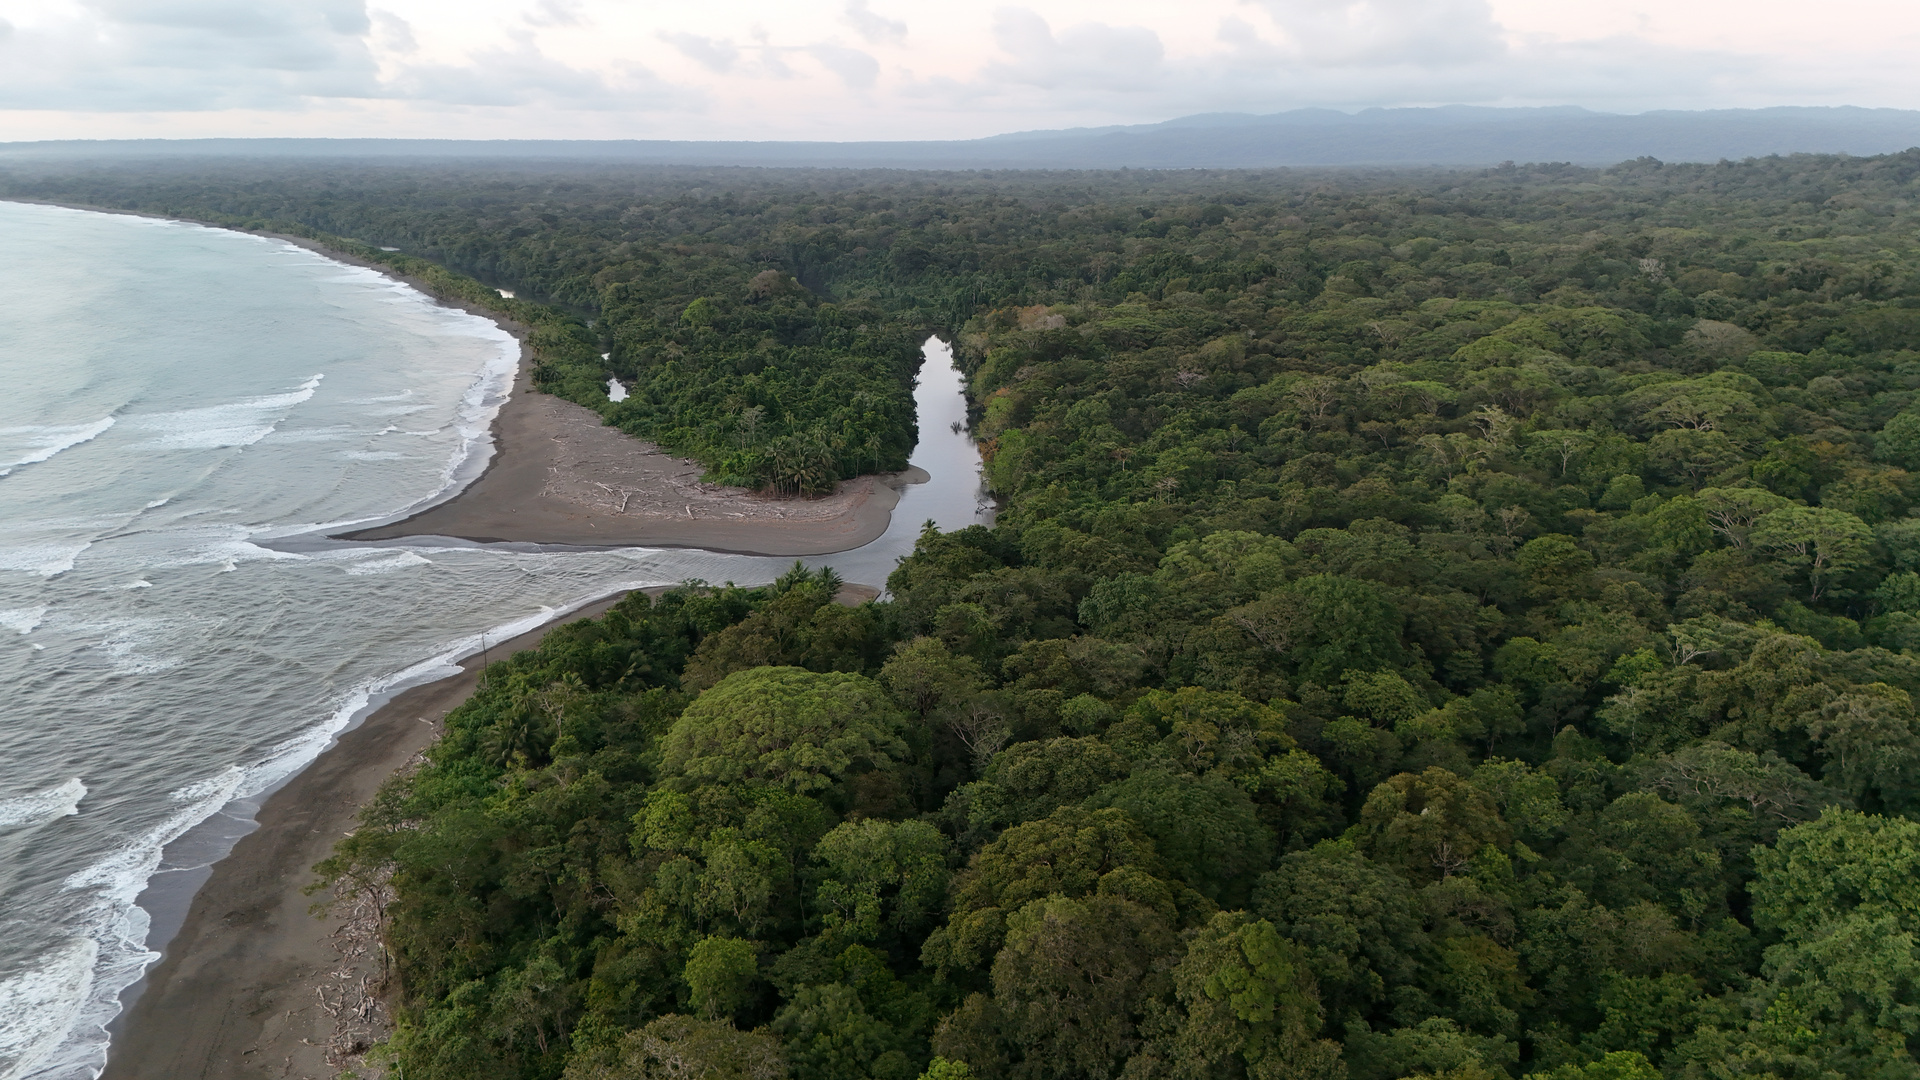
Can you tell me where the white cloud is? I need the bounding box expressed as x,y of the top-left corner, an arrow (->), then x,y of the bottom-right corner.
807,43 -> 878,89
1254,0 -> 1504,67
523,0 -> 584,28
986,8 -> 1164,93
841,0 -> 904,46
660,31 -> 738,74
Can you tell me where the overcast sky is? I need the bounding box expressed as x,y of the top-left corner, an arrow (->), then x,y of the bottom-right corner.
0,0 -> 1913,142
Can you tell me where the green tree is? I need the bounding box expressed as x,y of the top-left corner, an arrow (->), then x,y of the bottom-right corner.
933,894 -> 1179,1080
1687,810 -> 1920,1079
562,1015 -> 789,1080
1160,912 -> 1345,1080
773,983 -> 911,1080
685,936 -> 761,1020
1750,506 -> 1873,600
920,806 -> 1174,977
1352,768 -> 1512,884
811,819 -> 949,942
662,668 -> 908,793
1222,575 -> 1407,685
1086,767 -> 1275,906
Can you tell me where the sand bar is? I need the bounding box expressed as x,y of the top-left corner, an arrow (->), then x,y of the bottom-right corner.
342,388 -> 920,555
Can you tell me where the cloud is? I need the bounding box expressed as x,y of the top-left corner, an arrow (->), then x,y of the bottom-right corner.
841,0 -> 904,45
0,0 -> 690,115
523,0 -> 585,29
0,0 -> 1914,140
393,39 -> 616,107
808,43 -> 879,89
661,31 -> 739,73
1253,0 -> 1504,67
986,8 -> 1164,93
370,10 -> 416,54
0,0 -> 382,110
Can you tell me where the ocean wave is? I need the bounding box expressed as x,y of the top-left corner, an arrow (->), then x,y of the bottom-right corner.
0,937 -> 97,1080
0,779 -> 86,830
0,581 -> 661,1080
14,768 -> 251,1080
0,417 -> 116,477
133,375 -> 324,450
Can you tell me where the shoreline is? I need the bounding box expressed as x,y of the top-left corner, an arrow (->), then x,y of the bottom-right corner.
2,197 -> 920,559
95,589 -> 640,1080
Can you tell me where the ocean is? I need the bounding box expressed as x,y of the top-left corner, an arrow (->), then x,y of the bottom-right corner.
0,201 -> 986,1080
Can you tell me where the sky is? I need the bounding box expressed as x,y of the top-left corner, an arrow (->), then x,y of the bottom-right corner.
0,0 -> 1914,142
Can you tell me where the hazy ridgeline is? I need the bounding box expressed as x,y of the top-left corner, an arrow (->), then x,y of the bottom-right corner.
15,151 -> 1920,1079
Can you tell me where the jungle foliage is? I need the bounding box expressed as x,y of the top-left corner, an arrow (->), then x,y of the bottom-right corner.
24,151 -> 1920,1079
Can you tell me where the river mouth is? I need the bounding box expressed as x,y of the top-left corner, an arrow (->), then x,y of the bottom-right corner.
100,336 -> 986,1051
0,199 -> 985,1080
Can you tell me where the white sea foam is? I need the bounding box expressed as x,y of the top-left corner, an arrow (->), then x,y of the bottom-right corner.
0,779 -> 86,829
0,417 -> 116,475
162,529 -> 310,569
18,768 -> 251,1080
0,606 -> 47,635
340,450 -> 403,461
134,375 -> 323,449
343,551 -> 432,576
0,541 -> 92,578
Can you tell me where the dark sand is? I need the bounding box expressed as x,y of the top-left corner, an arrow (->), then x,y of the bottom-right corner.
257,235 -> 917,557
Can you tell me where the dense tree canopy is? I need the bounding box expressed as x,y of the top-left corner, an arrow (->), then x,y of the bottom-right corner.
35,150 -> 1920,1080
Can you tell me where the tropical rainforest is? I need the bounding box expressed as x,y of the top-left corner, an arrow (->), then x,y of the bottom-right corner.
13,151 -> 1920,1080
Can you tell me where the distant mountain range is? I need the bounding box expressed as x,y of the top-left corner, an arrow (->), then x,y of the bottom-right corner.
7,106 -> 1920,170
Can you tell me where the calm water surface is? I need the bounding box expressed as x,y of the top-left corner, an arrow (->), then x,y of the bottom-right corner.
0,202 -> 985,1080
